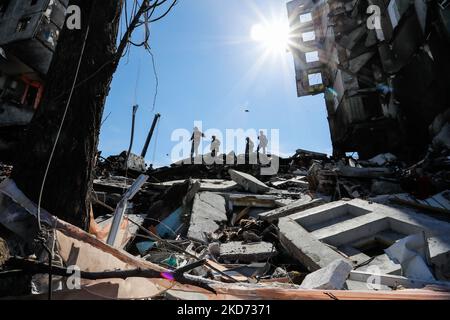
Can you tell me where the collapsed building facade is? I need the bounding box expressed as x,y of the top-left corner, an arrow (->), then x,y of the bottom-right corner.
2,145 -> 450,299
0,0 -> 67,159
287,0 -> 450,160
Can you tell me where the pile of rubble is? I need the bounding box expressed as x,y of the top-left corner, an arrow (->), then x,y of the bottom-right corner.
0,147 -> 450,299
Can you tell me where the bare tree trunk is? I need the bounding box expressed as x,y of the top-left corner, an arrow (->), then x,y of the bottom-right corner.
11,0 -> 123,229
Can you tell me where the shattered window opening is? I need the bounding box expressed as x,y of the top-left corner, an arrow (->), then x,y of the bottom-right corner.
299,12 -> 312,23
308,72 -> 322,86
305,51 -> 319,63
301,31 -> 315,42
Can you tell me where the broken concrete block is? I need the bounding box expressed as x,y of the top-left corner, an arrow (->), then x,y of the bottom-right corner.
187,192 -> 228,243
150,179 -> 237,192
228,169 -> 270,194
278,218 -> 347,271
226,194 -> 278,208
123,152 -> 146,172
259,196 -> 325,222
428,234 -> 450,281
278,198 -> 450,280
219,241 -> 277,263
356,254 -> 402,275
385,232 -> 435,282
345,279 -> 392,291
271,177 -> 309,189
300,259 -> 353,290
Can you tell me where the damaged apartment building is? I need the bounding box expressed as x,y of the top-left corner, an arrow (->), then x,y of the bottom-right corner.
0,0 -> 68,160
287,0 -> 450,160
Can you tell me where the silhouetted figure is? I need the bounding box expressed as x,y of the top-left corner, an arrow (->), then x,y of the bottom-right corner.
210,135 -> 220,158
257,130 -> 268,155
245,137 -> 254,163
190,127 -> 205,160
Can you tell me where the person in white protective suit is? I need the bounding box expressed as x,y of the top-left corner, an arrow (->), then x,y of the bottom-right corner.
190,127 -> 205,159
210,135 -> 220,157
257,130 -> 268,154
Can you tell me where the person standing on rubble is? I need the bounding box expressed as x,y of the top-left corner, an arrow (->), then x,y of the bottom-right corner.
257,130 -> 268,155
245,137 -> 254,163
210,135 -> 220,158
190,127 -> 205,160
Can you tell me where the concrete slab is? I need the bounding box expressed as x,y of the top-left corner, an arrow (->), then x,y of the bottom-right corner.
226,194 -> 278,208
357,254 -> 402,275
271,177 -> 309,189
149,179 -> 238,192
258,196 -> 325,222
278,218 -> 349,271
219,241 -> 277,263
427,235 -> 450,281
187,192 -> 228,244
339,246 -> 371,266
345,279 -> 392,291
300,259 -> 353,290
278,199 -> 450,276
349,270 -> 450,289
228,169 -> 270,194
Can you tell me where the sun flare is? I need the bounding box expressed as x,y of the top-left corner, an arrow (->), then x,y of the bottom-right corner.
250,22 -> 290,53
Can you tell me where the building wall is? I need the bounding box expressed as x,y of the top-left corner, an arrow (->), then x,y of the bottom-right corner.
0,0 -> 68,75
0,0 -> 69,158
287,0 -> 450,160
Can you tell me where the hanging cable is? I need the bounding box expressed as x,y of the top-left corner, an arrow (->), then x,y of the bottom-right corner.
147,47 -> 159,112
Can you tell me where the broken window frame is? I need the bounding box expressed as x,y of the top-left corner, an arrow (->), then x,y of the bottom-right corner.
301,30 -> 316,42
308,72 -> 323,86
299,12 -> 313,24
305,50 -> 320,63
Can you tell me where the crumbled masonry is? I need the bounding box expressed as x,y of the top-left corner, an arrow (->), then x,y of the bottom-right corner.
1,144 -> 450,299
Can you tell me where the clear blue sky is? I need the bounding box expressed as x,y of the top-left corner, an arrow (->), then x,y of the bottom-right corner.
99,0 -> 332,167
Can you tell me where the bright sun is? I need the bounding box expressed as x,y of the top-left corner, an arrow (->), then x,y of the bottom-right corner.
250,22 -> 289,53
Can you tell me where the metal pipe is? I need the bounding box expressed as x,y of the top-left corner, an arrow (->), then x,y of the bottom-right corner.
106,174 -> 149,247
141,113 -> 161,158
126,105 -> 139,157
